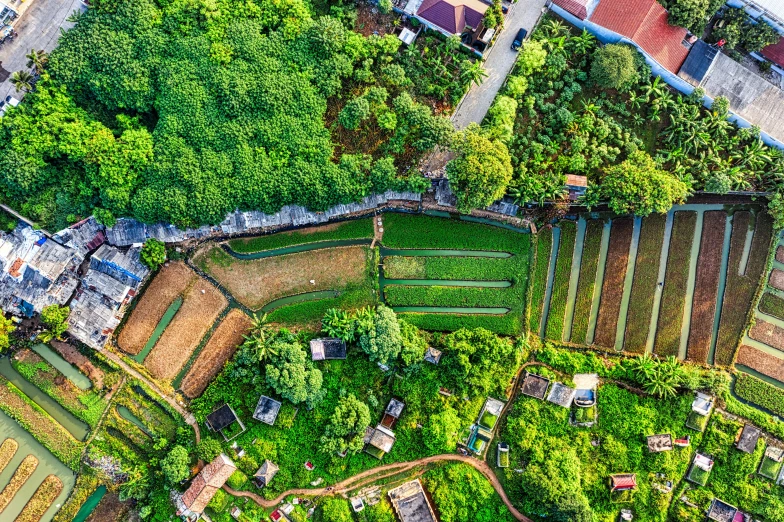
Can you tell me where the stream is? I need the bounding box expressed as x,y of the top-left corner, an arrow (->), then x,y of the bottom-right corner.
133,297 -> 183,364
0,358 -> 88,441
116,406 -> 152,436
71,485 -> 107,522
0,410 -> 75,522
32,344 -> 91,391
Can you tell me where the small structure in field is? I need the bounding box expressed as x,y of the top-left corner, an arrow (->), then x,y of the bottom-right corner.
206,404 -> 246,441
565,175 -> 588,202
759,445 -> 784,480
254,460 -> 279,488
647,434 -> 673,453
674,435 -> 691,447
230,506 -> 241,520
477,397 -> 504,430
310,338 -> 347,361
388,479 -> 438,522
706,498 -> 740,522
253,395 -> 282,426
351,496 -> 365,513
364,425 -> 396,459
609,473 -> 637,503
497,442 -> 510,468
424,347 -> 442,365
547,382 -> 576,408
736,424 -> 761,454
172,453 -> 237,519
381,398 -> 405,429
619,509 -> 633,521
573,373 -> 598,407
686,392 -> 714,432
521,372 -> 550,399
687,453 -> 714,486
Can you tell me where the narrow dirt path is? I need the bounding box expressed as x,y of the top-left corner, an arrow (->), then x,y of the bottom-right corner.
371,212 -> 384,248
223,454 -> 530,521
83,376 -> 126,448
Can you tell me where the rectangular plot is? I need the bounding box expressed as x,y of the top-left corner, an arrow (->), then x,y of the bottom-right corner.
384,285 -> 514,308
117,262 -> 197,355
594,218 -> 634,348
760,292 -> 784,320
623,214 -> 666,353
770,268 -> 784,292
686,211 -> 727,363
545,222 -> 577,342
749,320 -> 784,353
144,278 -> 228,381
737,345 -> 784,382
654,212 -> 697,356
716,211 -> 773,366
570,220 -> 604,344
777,246 -> 784,264
528,228 -> 552,334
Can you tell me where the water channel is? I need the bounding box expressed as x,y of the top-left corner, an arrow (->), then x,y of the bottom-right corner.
261,291 -> 342,312
226,238 -> 373,259
31,344 -> 91,391
71,485 -> 107,522
0,409 -> 75,522
0,358 -> 88,441
116,406 -> 152,436
133,297 -> 183,364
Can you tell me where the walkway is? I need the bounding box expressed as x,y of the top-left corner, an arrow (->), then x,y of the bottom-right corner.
223,453 -> 531,521
0,203 -> 49,236
450,0 -> 547,130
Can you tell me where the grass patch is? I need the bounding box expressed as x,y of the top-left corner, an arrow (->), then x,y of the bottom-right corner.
715,211 -> 773,366
385,285 -> 516,308
573,405 -> 596,424
384,256 -> 514,280
398,312 -> 522,335
624,214 -> 665,352
759,455 -> 782,479
687,211 -> 727,363
686,410 -> 709,432
545,222 -> 576,342
594,217 -> 634,349
528,228 -> 552,335
228,219 -> 374,253
571,219 -> 603,344
654,212 -> 696,356
382,213 -> 526,252
735,372 -> 784,417
759,292 -> 784,320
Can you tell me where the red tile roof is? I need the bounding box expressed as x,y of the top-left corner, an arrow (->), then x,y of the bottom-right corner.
180,454 -> 236,514
762,37 -> 784,69
417,0 -> 487,35
553,0 -> 592,20
610,473 -> 637,491
590,0 -> 690,73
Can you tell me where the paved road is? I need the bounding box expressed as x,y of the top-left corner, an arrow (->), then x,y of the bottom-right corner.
224,453 -> 532,521
451,0 -> 548,129
0,0 -> 84,103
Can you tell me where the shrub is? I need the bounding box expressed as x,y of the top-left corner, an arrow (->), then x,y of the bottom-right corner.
226,470 -> 248,490
590,44 -> 639,91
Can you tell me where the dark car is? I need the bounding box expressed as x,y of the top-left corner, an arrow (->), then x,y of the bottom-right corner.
511,28 -> 527,51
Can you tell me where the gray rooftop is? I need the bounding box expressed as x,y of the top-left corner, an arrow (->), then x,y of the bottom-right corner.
91,245 -> 149,287
547,382 -> 576,408
424,346 -> 442,364
67,288 -> 121,349
310,338 -> 347,361
253,395 -> 282,425
677,40 -> 718,87
521,373 -> 550,399
385,398 -> 405,419
82,269 -> 130,304
388,480 -> 437,522
737,424 -> 761,454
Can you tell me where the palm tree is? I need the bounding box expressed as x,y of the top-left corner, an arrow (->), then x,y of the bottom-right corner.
541,19 -> 567,38
10,70 -> 34,93
242,332 -> 277,362
26,49 -> 48,72
459,61 -> 488,88
567,29 -> 596,55
642,77 -> 666,102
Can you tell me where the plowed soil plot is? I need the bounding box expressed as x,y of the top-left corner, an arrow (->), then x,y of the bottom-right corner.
736,345 -> 784,382
686,211 -> 727,363
570,220 -> 603,344
777,246 -> 784,264
180,309 -> 252,398
118,262 -> 197,355
654,212 -> 697,357
623,214 -> 666,353
594,217 -> 634,348
716,212 -> 773,366
144,278 -> 228,380
749,320 -> 784,353
770,269 -> 784,291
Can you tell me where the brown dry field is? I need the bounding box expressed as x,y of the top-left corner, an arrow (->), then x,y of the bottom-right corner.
180,309 -> 252,398
736,345 -> 784,382
144,277 -> 228,381
777,246 -> 784,264
195,245 -> 371,309
14,474 -> 62,522
686,211 -> 726,363
594,217 -> 634,348
770,268 -> 784,291
0,455 -> 38,513
117,262 -> 198,355
749,320 -> 784,352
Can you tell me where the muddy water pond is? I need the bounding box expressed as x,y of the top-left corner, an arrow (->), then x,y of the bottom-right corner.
32,344 -> 91,391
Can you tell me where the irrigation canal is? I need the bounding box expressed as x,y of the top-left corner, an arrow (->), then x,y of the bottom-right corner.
71,485 -> 107,522
32,344 -> 91,391
132,297 -> 183,364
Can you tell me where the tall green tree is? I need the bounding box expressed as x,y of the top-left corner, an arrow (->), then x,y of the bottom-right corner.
265,339 -> 324,408
41,304 -> 70,341
320,394 -> 371,455
359,305 -> 402,366
140,238 -> 166,270
0,315 -> 15,353
161,445 -> 190,484
590,44 -> 639,91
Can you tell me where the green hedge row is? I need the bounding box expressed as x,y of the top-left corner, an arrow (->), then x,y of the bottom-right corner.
734,372 -> 784,418
382,214 -> 527,253
528,228 -> 553,335
545,222 -> 576,342
228,218 -> 374,253
570,220 -> 604,344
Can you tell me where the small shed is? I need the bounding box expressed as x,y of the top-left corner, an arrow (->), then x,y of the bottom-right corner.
350,496 -> 365,512
365,425 -> 396,459
688,453 -> 714,485
707,498 -> 740,522
609,474 -> 637,492
398,27 -> 417,46
381,399 -> 405,429
230,506 -> 241,520
310,338 -> 347,361
692,392 -> 714,416
254,460 -> 279,488
565,174 -> 588,201
736,424 -> 761,454
478,397 -> 504,430
521,373 -> 550,400
647,434 -> 673,453
253,395 -> 282,425
206,404 -> 246,441
546,382 -> 576,408
424,347 -> 442,365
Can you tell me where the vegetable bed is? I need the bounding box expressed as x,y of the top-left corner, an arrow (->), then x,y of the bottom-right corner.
654,212 -> 696,357
623,214 -> 666,352
749,320 -> 784,353
528,228 -> 552,335
735,371 -> 784,418
570,219 -> 603,344
759,292 -> 784,320
228,218 -> 373,253
382,213 -> 526,252
594,217 -> 634,348
545,222 -> 577,342
736,345 -> 784,383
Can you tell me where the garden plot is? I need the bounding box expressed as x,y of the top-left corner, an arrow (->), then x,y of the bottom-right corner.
759,293 -> 784,320
117,262 -> 197,355
749,320 -> 784,353
180,309 -> 252,399
227,218 -> 373,254
686,211 -> 727,363
570,219 -> 604,344
770,269 -> 784,291
594,217 -> 634,349
144,277 -> 228,381
528,228 -> 552,335
736,345 -> 784,382
195,245 -> 372,310
545,222 -> 577,342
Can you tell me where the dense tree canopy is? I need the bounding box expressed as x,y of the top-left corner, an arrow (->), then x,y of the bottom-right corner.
590,44 -> 639,92
440,328 -> 521,396
320,394 -> 371,455
265,334 -> 324,408
140,238 -> 166,270
160,445 -> 190,484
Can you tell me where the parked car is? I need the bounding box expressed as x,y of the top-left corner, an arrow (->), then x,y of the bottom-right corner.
511,28 -> 527,51
5,96 -> 19,107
